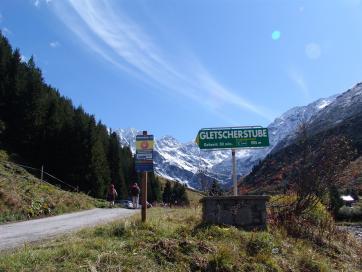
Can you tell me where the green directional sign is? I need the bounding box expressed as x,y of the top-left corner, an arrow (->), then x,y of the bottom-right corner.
195,127 -> 270,149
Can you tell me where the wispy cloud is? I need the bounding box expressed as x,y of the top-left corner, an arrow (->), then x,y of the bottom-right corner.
288,70 -> 310,100
34,0 -> 52,7
52,0 -> 273,122
49,41 -> 60,48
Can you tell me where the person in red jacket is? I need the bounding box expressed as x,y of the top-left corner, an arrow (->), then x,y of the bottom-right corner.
130,182 -> 140,209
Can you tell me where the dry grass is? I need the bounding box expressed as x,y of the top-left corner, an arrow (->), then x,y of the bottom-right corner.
0,207 -> 361,272
0,151 -> 106,223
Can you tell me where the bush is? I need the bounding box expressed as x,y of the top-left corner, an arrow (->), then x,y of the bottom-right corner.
269,195 -> 336,243
337,205 -> 362,221
207,246 -> 235,272
111,224 -> 127,237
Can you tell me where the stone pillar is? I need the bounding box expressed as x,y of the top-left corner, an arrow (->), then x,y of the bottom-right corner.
201,195 -> 270,230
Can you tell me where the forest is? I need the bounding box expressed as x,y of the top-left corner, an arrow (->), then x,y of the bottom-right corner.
0,32 -> 164,201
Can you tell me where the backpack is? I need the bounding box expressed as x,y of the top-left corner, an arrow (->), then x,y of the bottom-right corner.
131,185 -> 140,195
112,188 -> 118,197
108,187 -> 117,199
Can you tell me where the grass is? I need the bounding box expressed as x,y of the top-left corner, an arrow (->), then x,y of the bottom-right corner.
0,149 -> 200,224
0,207 -> 361,272
0,150 -> 106,223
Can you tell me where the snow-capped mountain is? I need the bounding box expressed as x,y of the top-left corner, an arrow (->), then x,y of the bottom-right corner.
117,128 -> 138,153
209,95 -> 337,182
117,86 -> 353,189
117,129 -> 229,187
308,83 -> 362,133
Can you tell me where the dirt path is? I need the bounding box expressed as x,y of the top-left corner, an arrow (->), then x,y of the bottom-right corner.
0,208 -> 138,251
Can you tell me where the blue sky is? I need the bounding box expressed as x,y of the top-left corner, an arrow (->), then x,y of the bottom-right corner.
1,0 -> 362,142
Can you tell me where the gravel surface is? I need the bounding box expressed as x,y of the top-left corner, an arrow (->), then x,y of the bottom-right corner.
0,208 -> 137,251
338,224 -> 362,242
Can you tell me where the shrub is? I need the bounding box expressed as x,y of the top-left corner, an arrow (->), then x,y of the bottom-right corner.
111,224 -> 127,237
337,205 -> 362,221
269,195 -> 335,243
207,246 -> 235,272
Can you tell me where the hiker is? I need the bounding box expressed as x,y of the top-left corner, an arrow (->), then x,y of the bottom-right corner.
131,182 -> 140,209
107,184 -> 118,207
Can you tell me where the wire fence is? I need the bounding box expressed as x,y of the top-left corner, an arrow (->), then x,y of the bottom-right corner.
0,160 -> 78,192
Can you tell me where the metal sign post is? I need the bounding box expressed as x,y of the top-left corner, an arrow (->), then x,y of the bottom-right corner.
135,131 -> 154,222
141,171 -> 148,222
232,149 -> 237,196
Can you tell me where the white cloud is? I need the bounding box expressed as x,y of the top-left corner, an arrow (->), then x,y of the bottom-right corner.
52,0 -> 273,122
33,0 -> 52,7
305,43 -> 321,60
288,70 -> 310,100
49,41 -> 60,48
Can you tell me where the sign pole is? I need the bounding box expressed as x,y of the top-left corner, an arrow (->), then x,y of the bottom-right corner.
40,165 -> 44,182
232,149 -> 237,196
135,130 -> 153,222
141,171 -> 147,222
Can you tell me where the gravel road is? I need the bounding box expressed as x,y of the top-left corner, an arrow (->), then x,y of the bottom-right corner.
338,224 -> 362,242
0,208 -> 138,251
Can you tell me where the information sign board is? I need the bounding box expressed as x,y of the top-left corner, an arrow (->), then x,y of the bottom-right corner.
195,127 -> 269,150
135,135 -> 154,172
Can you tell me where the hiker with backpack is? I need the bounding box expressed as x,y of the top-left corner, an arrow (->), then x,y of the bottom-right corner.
107,184 -> 118,207
131,182 -> 140,209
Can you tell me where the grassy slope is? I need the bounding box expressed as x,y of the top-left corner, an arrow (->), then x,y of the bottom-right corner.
0,150 -> 106,223
0,207 -> 361,271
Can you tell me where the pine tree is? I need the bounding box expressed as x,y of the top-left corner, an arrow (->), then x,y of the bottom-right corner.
0,32 -> 137,198
171,182 -> 189,206
108,132 -> 127,198
162,180 -> 172,204
87,118 -> 111,197
147,174 -> 162,203
209,179 -> 223,196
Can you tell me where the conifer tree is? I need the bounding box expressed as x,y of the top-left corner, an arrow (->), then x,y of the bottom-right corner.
162,180 -> 172,204
147,174 -> 162,203
171,182 -> 189,206
209,179 -> 223,196
108,132 -> 128,198
0,32 -> 138,198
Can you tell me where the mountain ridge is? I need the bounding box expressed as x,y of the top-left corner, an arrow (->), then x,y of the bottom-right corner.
117,90 -> 342,189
